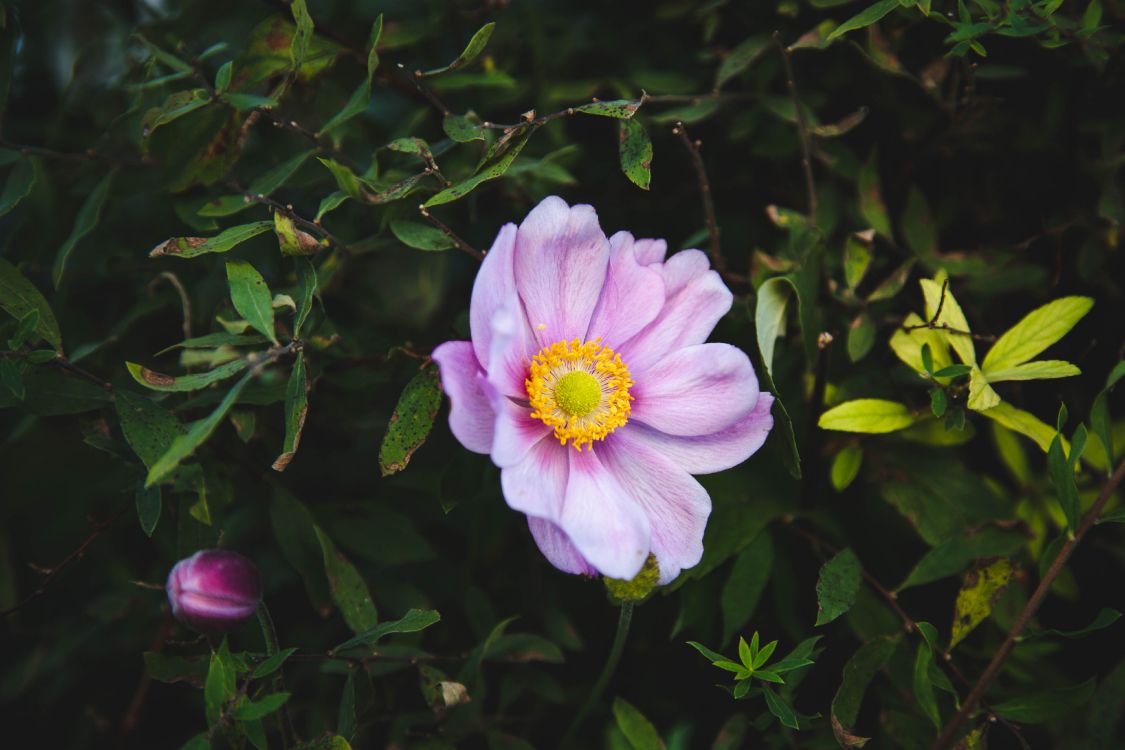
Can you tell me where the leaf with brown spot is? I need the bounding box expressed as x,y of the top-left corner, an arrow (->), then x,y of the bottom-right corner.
950,557 -> 1014,650
314,525 -> 377,634
149,221 -> 273,259
273,352 -> 308,471
126,359 -> 249,392
379,367 -> 442,476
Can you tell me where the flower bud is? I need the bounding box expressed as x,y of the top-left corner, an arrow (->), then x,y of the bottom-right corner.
604,554 -> 660,603
166,549 -> 263,633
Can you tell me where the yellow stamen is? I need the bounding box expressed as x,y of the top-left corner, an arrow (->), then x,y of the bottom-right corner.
526,338 -> 633,451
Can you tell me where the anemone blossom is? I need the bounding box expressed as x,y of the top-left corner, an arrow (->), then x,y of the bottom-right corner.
433,196 -> 774,584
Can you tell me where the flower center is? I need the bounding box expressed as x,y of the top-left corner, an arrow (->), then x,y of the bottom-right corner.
526,338 -> 633,451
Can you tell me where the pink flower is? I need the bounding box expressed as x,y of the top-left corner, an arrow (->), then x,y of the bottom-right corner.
166,549 -> 263,632
433,197 -> 773,583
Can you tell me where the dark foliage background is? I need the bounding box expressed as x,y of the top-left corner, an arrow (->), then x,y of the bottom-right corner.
1,1 -> 1124,749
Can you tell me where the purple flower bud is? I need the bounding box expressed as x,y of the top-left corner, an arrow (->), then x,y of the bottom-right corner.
166,549 -> 263,633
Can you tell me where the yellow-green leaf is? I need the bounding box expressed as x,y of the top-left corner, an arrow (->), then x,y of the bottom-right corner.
981,296 -> 1093,373
819,399 -> 915,434
920,276 -> 976,365
985,360 -> 1081,383
967,366 -> 1000,411
889,313 -> 953,377
950,558 -> 1014,650
980,401 -> 1063,454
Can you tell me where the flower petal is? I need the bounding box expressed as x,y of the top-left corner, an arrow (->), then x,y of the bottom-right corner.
558,448 -> 650,580
630,343 -> 759,436
626,392 -> 774,474
586,231 -> 665,348
432,341 -> 495,454
619,249 -> 732,374
469,223 -> 518,369
599,429 -> 712,584
514,196 -> 610,346
484,298 -> 536,400
491,397 -> 551,468
527,516 -> 597,576
633,238 -> 668,266
501,435 -> 568,517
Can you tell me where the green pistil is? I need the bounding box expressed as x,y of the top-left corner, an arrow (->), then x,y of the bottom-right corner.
554,370 -> 601,417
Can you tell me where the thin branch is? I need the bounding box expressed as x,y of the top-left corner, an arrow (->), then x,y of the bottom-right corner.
772,32 -> 817,225
931,457 -> 1125,750
0,505 -> 130,618
152,272 -> 193,340
398,63 -> 451,116
0,138 -> 154,169
672,122 -> 731,279
418,205 -> 483,261
901,321 -> 997,343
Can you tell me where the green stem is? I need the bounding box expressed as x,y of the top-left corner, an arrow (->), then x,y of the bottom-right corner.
561,601 -> 635,747
257,603 -> 296,749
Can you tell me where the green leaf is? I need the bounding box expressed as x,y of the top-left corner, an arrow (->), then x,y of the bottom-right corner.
920,276 -> 976,366
901,187 -> 937,258
0,257 -> 63,351
1090,361 -> 1125,467
126,359 -> 249,393
1020,608 -> 1121,641
390,220 -> 454,251
231,692 -> 291,721
272,352 -> 308,472
443,113 -> 486,142
141,89 -> 211,142
686,640 -> 729,665
135,481 -> 162,536
180,734 -> 211,750
950,558 -> 1014,650
912,643 -> 941,729
843,233 -> 873,290
754,277 -> 794,378
738,635 -> 753,670
818,399 -> 915,433
721,532 -> 772,646
337,670 -> 356,742
146,372 -> 253,486
420,22 -> 495,77
214,61 -> 232,93
289,0 -> 314,69
981,296 -> 1093,373
827,0 -> 901,41
226,260 -> 278,344
1048,433 -> 1080,532
0,357 -> 23,399
379,367 -> 442,476
980,401 -> 1058,453
0,157 -> 36,216
966,366 -> 1000,411
273,211 -> 321,257
320,15 -> 382,134
204,640 -> 236,727
762,686 -> 800,730
866,259 -> 915,303
831,635 -> 899,735
618,118 -> 652,190
857,149 -> 891,239
771,635 -> 822,674
898,527 -> 1026,590
149,221 -> 274,259
830,445 -> 863,492
53,170 -> 114,287
847,312 -> 876,362
815,548 -> 862,626
315,525 -> 378,634
574,99 -> 644,119
252,647 -> 298,678
715,35 -> 770,89
424,126 -> 536,207
992,679 -> 1096,724
612,697 -> 666,750
116,389 -> 185,468
294,258 -> 317,336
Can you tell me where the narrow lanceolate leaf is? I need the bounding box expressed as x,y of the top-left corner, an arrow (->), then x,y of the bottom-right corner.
1020,608 -> 1122,641
715,35 -> 770,89
390,220 -> 454,251
141,89 -> 210,144
857,150 -> 891,239
574,99 -> 643,119
314,525 -> 378,634
818,399 -> 915,434
721,534 -> 772,646
920,276 -> 976,366
272,352 -> 308,472
53,170 -> 115,287
248,149 -> 317,196
379,367 -> 442,476
135,481 -> 162,537
754,276 -> 795,378
115,389 -> 185,467
319,15 -> 383,134
204,641 -> 236,728
252,647 -> 298,678
289,0 -> 314,69
424,126 -> 536,207
149,221 -> 273,259
1048,433 -> 1080,532
913,643 -> 941,729
827,0 -> 901,41
294,258 -> 317,336
762,686 -> 800,730
832,635 -> 899,746
980,401 -> 1058,453
335,608 -> 441,652
981,296 -> 1094,373
992,680 -> 1096,725
0,157 -> 36,216
618,118 -> 653,190
226,260 -> 278,344
815,548 -> 862,626
950,558 -> 1014,650
146,372 -> 253,486
0,257 -> 63,351
1091,361 -> 1125,467
612,697 -> 666,750
126,359 -> 249,393
419,22 -> 495,77
231,692 -> 291,721
984,360 -> 1081,383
